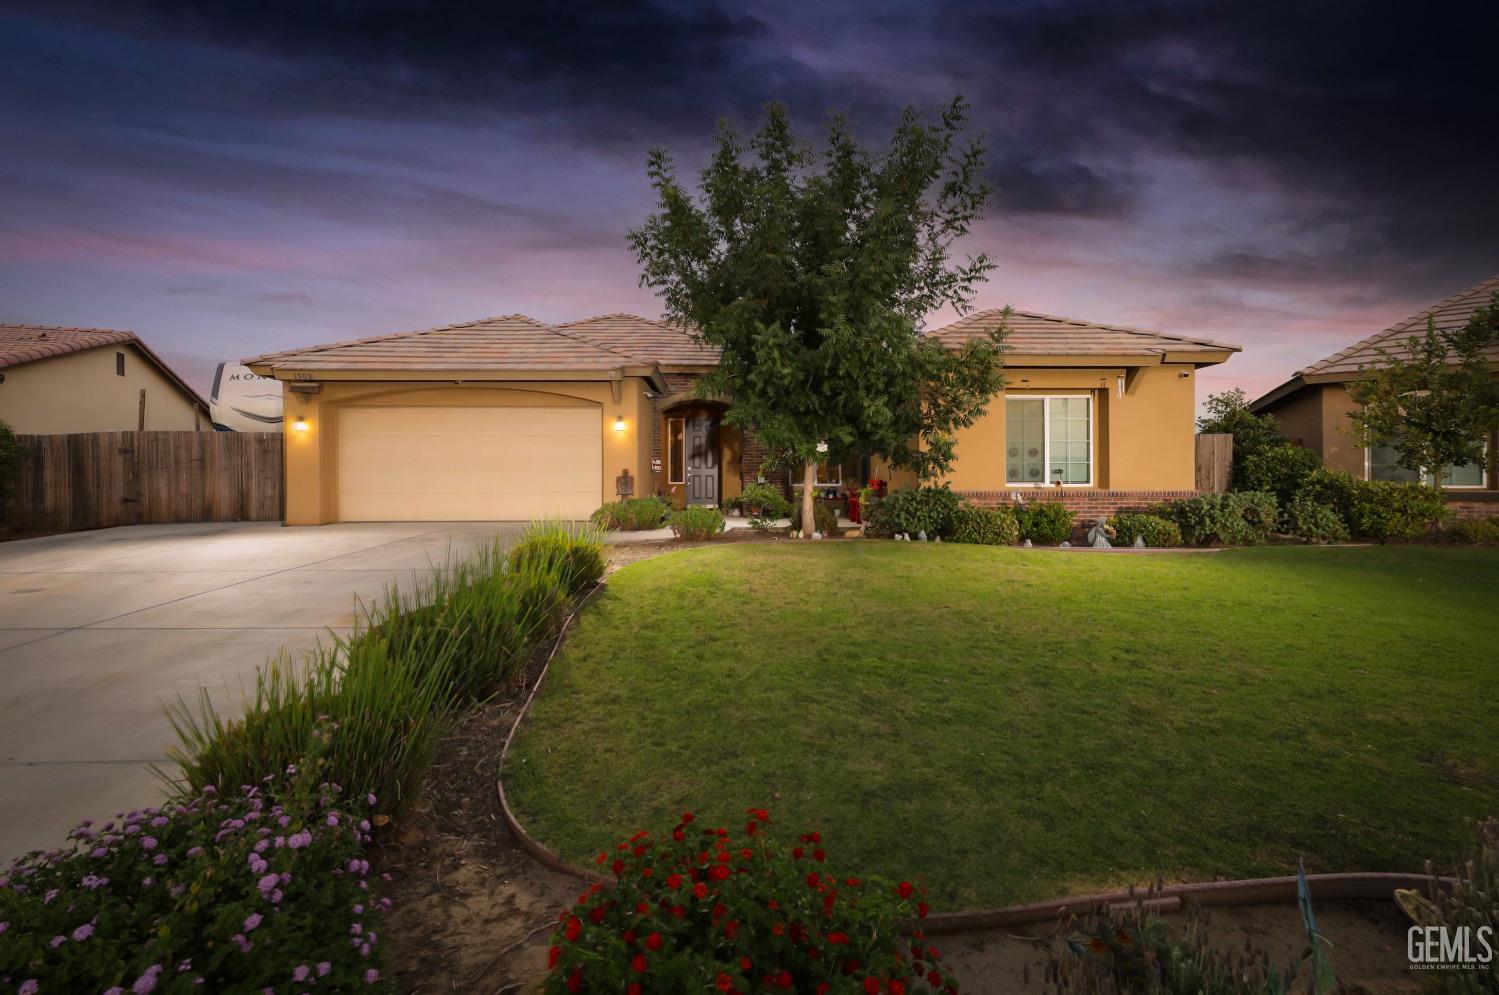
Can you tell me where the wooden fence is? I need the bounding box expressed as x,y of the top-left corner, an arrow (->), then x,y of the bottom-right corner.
1194,433 -> 1233,493
11,432 -> 283,533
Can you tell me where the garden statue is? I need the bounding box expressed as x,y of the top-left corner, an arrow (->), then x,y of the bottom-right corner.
916,530 -> 928,542
1085,517 -> 1116,549
1134,535 -> 1146,548
1022,538 -> 1032,547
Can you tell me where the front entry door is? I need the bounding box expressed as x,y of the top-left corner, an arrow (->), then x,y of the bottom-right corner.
685,415 -> 719,506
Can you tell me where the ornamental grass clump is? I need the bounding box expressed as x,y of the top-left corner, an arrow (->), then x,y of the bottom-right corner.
544,809 -> 957,995
593,497 -> 672,531
0,745 -> 388,993
669,506 -> 726,541
167,526 -> 605,816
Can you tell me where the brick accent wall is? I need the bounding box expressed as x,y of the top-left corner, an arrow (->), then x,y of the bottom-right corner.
1446,492 -> 1499,521
649,372 -> 786,497
958,489 -> 1199,520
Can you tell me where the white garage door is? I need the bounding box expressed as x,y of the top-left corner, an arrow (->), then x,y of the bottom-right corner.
338,405 -> 601,521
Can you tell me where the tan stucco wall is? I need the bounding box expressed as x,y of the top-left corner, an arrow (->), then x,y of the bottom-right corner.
934,363 -> 1198,492
280,378 -> 653,525
1316,383 -> 1366,477
0,344 -> 203,434
1262,384 -> 1324,454
657,405 -> 743,509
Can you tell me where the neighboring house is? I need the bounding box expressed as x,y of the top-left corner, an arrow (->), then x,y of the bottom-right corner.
1249,275 -> 1498,517
0,324 -> 208,434
245,310 -> 1239,525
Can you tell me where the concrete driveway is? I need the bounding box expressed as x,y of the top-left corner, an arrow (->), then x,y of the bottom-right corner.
0,520 -> 524,861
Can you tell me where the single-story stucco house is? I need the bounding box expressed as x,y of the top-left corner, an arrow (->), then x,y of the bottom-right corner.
0,324 -> 208,434
244,310 -> 1240,525
1249,274 -> 1498,519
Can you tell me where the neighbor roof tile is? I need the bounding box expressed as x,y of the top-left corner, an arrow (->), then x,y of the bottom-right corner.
926,309 -> 1240,358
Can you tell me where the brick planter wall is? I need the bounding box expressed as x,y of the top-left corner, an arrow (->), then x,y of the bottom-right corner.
1446,492 -> 1499,520
958,489 -> 1200,520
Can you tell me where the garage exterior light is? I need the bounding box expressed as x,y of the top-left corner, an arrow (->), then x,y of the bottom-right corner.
293,416 -> 309,432
614,416 -> 626,433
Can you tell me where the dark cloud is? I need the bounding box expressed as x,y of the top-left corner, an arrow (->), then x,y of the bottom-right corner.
989,156 -> 1139,218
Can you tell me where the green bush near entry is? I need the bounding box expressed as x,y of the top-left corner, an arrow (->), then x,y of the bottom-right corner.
865,485 -> 959,538
1107,513 -> 1182,548
1017,501 -> 1074,544
669,505 -> 726,540
1164,492 -> 1277,546
1350,480 -> 1451,542
1282,494 -> 1350,544
949,505 -> 1020,545
591,496 -> 671,531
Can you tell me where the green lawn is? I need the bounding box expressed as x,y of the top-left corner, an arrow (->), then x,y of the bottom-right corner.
503,543 -> 1499,909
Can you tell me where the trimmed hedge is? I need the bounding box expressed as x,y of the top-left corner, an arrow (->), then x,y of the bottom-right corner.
1164,492 -> 1278,546
1448,517 -> 1499,545
949,505 -> 1020,545
1107,513 -> 1182,548
1017,501 -> 1074,544
865,486 -> 959,538
1282,493 -> 1349,544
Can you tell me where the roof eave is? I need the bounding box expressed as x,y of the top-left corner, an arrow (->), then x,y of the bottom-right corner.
1247,377 -> 1308,413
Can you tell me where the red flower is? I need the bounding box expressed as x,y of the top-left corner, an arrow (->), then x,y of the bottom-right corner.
775,971 -> 794,989
805,872 -> 820,889
587,905 -> 605,924
740,957 -> 752,971
564,916 -> 582,942
889,982 -> 906,995
864,979 -> 881,995
715,974 -> 733,992
896,881 -> 914,900
693,882 -> 709,900
630,952 -> 647,973
672,828 -> 685,841
566,967 -> 583,993
547,945 -> 560,969
645,931 -> 663,952
710,864 -> 730,881
612,859 -> 626,876
627,986 -> 641,995
771,922 -> 786,936
816,984 -> 830,995
724,919 -> 740,940
666,873 -> 683,890
927,970 -> 942,987
682,812 -> 695,823
827,931 -> 850,946
917,903 -> 929,919
670,905 -> 686,918
813,848 -> 826,862
635,901 -> 650,915
622,928 -> 637,945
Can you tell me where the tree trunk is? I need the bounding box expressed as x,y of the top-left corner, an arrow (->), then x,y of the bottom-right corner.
800,459 -> 818,539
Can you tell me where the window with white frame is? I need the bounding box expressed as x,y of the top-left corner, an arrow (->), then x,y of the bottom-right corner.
1005,396 -> 1092,485
789,459 -> 844,488
1367,439 -> 1486,488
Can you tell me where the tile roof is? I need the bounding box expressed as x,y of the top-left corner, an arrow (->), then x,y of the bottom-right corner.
926,309 -> 1240,359
1296,274 -> 1499,378
0,324 -> 206,407
0,324 -> 137,368
558,314 -> 718,366
242,314 -> 652,372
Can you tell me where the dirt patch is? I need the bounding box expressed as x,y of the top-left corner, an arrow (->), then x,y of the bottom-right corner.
938,899 -> 1419,993
374,538 -> 1421,993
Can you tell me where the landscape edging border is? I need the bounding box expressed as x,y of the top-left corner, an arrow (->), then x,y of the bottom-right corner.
495,582 -> 1449,935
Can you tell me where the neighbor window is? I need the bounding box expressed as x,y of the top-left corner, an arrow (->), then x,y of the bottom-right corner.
115,352 -> 125,376
1368,439 -> 1486,488
667,418 -> 685,484
1005,396 -> 1092,485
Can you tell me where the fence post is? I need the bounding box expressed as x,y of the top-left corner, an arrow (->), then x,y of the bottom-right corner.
1195,433 -> 1233,493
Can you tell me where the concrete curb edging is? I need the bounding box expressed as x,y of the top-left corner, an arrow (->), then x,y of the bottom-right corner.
494,581 -> 1448,935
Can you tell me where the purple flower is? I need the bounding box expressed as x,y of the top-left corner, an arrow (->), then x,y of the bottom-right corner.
270,889 -> 283,904
132,964 -> 162,994
367,793 -> 377,805
349,923 -> 362,935
91,847 -> 108,858
177,960 -> 192,972
253,839 -> 269,854
202,785 -> 217,795
232,933 -> 253,953
19,981 -> 38,995
141,836 -> 157,850
316,962 -> 331,977
257,873 -> 279,894
50,934 -> 66,948
105,988 -> 125,995
287,830 -> 312,850
243,913 -> 263,932
150,816 -> 168,828
43,888 -> 59,905
353,903 -> 364,915
293,965 -> 310,982
326,813 -> 340,827
360,942 -> 371,958
0,921 -> 8,934
73,922 -> 95,941
153,854 -> 168,866
186,847 -> 205,859
363,969 -> 380,984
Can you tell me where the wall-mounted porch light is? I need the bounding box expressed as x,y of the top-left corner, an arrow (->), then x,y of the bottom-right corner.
293,415 -> 309,433
613,415 -> 626,433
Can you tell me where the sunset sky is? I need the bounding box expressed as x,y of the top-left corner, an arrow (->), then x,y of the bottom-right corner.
2,0 -> 1495,403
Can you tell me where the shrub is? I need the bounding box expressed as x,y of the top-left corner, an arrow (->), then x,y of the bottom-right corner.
1448,516 -> 1499,545
1017,501 -> 1074,544
0,752 -> 388,993
1350,480 -> 1451,542
1107,513 -> 1182,548
670,506 -> 726,540
1168,492 -> 1278,546
0,419 -> 23,521
866,485 -> 960,537
948,505 -> 1019,545
544,810 -> 956,994
509,519 -> 608,596
789,497 -> 840,537
592,497 -> 671,531
736,483 -> 791,519
1281,494 -> 1349,544
1296,468 -> 1360,529
1237,443 -> 1321,505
